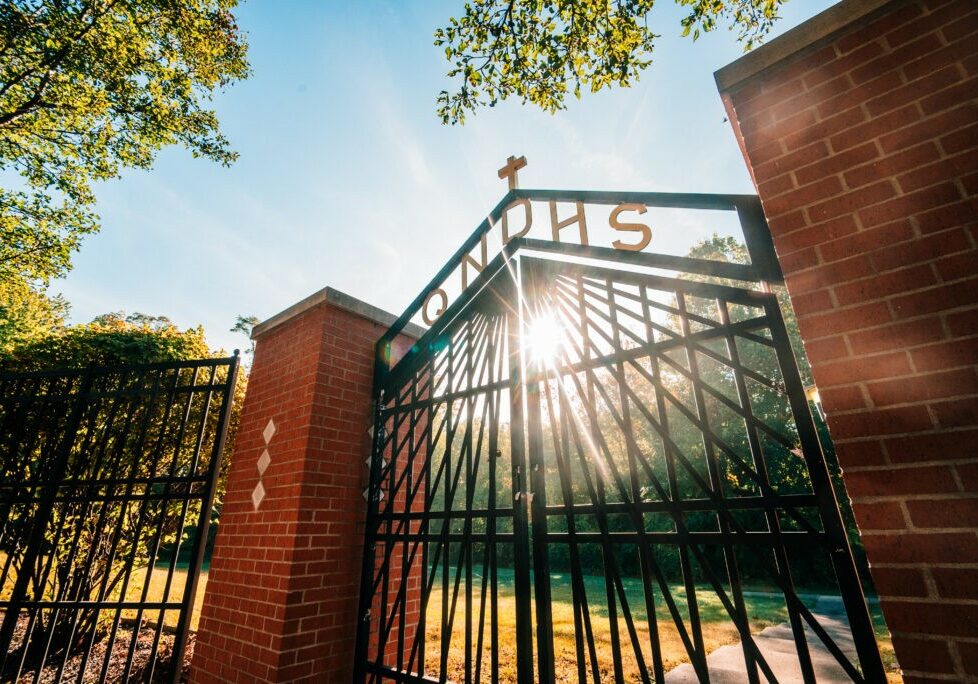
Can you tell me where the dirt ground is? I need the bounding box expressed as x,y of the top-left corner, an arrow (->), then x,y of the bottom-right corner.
6,615 -> 195,683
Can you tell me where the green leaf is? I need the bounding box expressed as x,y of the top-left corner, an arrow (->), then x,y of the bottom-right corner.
435,0 -> 784,125
0,0 -> 250,283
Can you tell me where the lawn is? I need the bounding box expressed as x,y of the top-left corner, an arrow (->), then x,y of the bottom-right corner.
4,560 -> 897,681
421,568 -> 899,682
125,563 -> 209,631
0,559 -> 207,633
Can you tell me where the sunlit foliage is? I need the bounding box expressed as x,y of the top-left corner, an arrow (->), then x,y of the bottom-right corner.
0,0 -> 249,284
0,274 -> 67,356
436,0 -> 785,123
0,310 -> 212,371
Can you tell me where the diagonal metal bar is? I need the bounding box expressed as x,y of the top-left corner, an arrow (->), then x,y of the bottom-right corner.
555,307 -> 865,681
550,289 -> 824,539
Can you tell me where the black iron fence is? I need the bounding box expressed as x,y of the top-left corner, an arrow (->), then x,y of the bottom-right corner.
0,355 -> 238,683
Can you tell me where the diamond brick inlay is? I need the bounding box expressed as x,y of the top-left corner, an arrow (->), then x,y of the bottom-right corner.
262,418 -> 276,445
362,488 -> 385,502
257,449 -> 271,476
251,481 -> 266,511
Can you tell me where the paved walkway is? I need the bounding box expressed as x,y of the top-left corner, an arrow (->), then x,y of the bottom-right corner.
665,596 -> 858,683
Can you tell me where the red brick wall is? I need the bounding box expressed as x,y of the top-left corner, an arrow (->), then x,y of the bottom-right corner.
720,1 -> 978,680
191,298 -> 418,682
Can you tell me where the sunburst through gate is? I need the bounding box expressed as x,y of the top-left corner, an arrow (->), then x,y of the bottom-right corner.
355,189 -> 886,684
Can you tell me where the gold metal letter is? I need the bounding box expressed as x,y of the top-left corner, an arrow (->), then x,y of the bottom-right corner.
609,203 -> 652,252
549,201 -> 588,245
461,234 -> 489,289
502,198 -> 532,244
422,288 -> 448,325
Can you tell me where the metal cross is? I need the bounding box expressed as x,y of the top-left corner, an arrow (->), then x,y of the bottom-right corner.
497,155 -> 527,190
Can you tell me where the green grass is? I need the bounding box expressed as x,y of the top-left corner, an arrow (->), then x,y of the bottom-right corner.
423,568 -> 900,682
129,564 -> 208,631
0,557 -> 207,632
3,558 -> 898,681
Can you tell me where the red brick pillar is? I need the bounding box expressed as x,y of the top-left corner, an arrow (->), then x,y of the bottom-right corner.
717,1 -> 977,680
191,287 -> 421,683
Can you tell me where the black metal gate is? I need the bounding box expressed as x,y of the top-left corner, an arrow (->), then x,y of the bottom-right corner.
355,190 -> 885,683
0,355 -> 238,683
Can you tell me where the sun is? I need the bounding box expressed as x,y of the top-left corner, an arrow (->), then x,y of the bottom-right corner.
526,310 -> 563,364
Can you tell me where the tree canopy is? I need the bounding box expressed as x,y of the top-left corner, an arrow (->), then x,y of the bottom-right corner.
231,313 -> 259,354
0,0 -> 249,284
436,0 -> 784,124
0,273 -> 66,356
0,310 -> 212,371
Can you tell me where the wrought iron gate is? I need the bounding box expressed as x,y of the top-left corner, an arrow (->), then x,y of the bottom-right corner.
0,355 -> 239,683
355,190 -> 885,683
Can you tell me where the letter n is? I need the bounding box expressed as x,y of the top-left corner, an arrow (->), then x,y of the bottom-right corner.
461,234 -> 489,289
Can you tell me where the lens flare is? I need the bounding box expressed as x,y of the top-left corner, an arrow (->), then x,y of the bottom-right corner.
527,311 -> 563,364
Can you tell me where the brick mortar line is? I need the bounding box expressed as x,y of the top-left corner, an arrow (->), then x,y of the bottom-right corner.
843,462 -> 978,474
781,223 -> 975,266
800,307 -> 978,344
842,459 -> 978,476
889,631 -> 978,644
899,673 -> 976,683
828,390 -> 978,414
880,595 -> 978,607
816,376 -> 978,400
874,562 -> 978,569
853,491 -> 978,502
779,211 -> 964,248
834,432 -> 974,444
860,527 -> 978,535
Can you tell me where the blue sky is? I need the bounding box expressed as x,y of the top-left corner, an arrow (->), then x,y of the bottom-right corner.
54,0 -> 836,354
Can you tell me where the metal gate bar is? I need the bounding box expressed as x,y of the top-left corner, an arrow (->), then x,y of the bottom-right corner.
0,355 -> 238,683
357,238 -> 885,683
